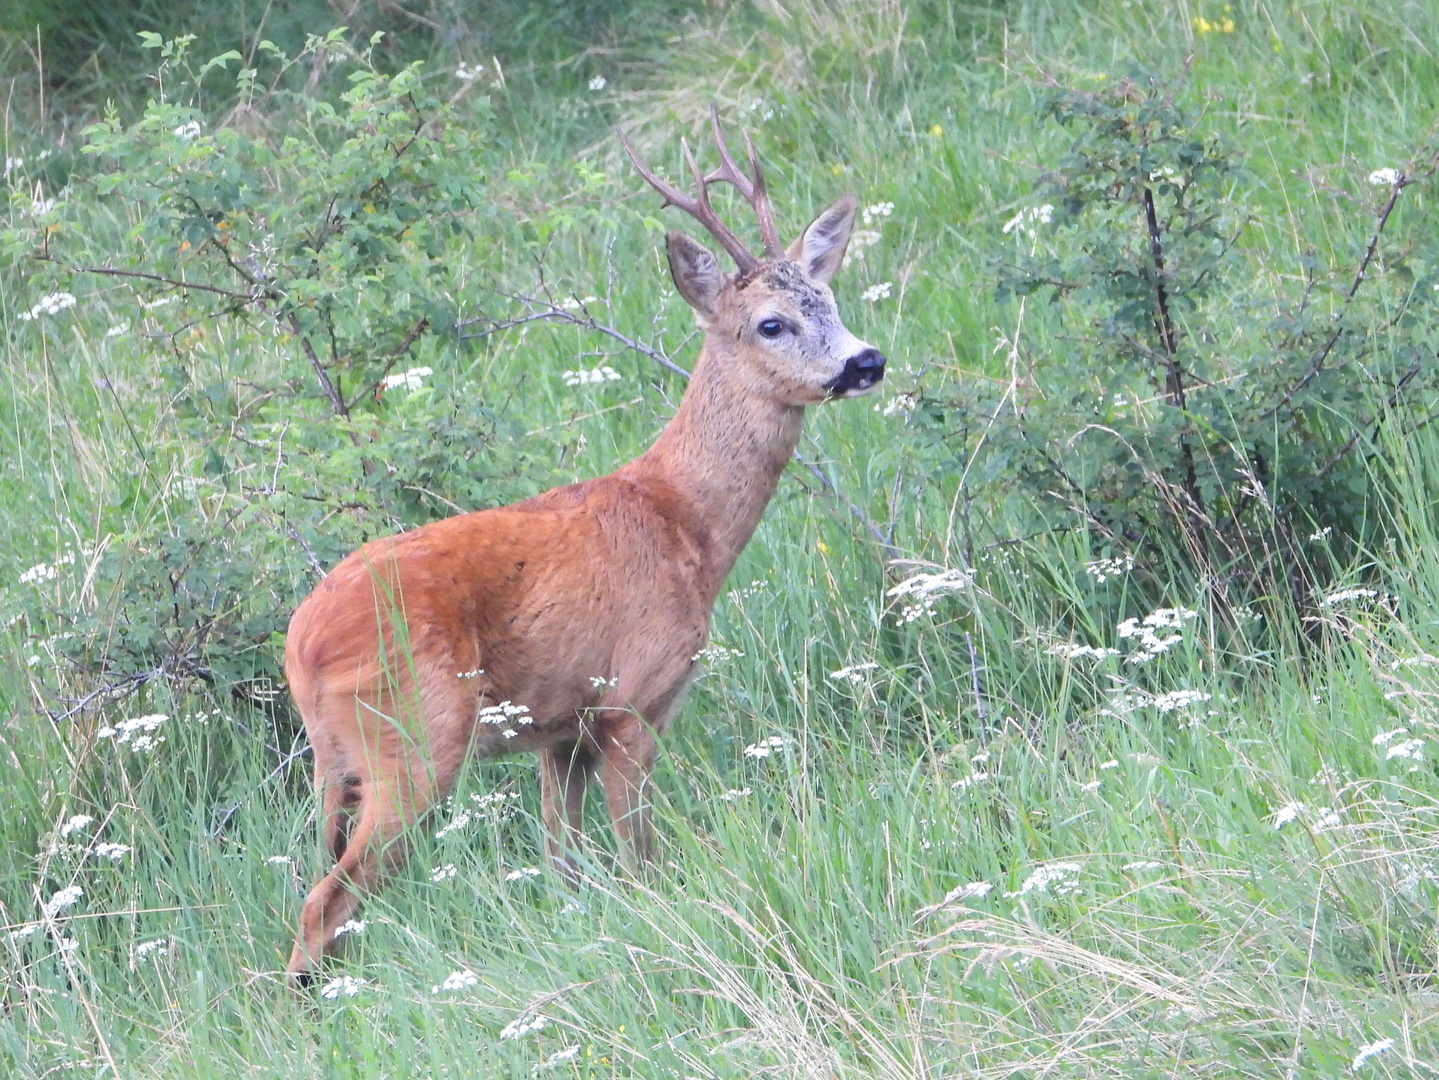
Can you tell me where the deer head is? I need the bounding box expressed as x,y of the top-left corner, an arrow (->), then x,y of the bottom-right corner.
619,106 -> 885,404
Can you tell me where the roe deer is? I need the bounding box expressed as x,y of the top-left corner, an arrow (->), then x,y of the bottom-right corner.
284,105 -> 884,976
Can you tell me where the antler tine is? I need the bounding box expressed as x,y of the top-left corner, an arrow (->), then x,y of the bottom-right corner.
616,124 -> 760,273
704,103 -> 784,258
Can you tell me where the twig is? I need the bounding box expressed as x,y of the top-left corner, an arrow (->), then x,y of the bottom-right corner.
211,740 -> 313,838
48,668 -> 161,723
287,314 -> 349,418
56,262 -> 273,303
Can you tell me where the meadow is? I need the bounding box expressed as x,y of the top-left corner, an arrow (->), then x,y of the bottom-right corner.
3,1 -> 1439,1075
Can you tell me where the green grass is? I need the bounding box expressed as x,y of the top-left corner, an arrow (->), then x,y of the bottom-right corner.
5,0 -> 1439,1076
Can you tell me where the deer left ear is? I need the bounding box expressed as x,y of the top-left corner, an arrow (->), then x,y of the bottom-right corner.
786,194 -> 857,284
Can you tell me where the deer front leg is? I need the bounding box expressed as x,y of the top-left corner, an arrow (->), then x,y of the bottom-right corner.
538,741 -> 592,882
595,711 -> 658,874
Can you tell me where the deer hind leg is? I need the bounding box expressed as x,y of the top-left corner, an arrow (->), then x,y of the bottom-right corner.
538,741 -> 593,883
595,711 -> 658,875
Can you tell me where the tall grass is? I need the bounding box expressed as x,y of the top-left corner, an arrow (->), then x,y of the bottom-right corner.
4,1 -> 1439,1076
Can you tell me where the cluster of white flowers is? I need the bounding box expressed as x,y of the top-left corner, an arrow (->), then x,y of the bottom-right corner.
478,700 -> 532,739
719,787 -> 751,802
1122,860 -> 1164,872
1006,861 -> 1082,898
93,842 -> 130,862
887,565 -> 973,623
1151,689 -> 1212,713
1084,553 -> 1134,583
266,854 -> 293,866
562,365 -> 621,386
829,661 -> 879,684
134,938 -> 169,959
1001,203 -> 1054,239
741,98 -> 774,121
877,391 -> 917,417
587,75 -> 607,91
1117,606 -> 1198,662
381,366 -> 433,392
862,201 -> 894,226
1320,587 -> 1378,606
1046,642 -> 1120,662
433,969 -> 478,993
60,814 -> 94,838
951,770 -> 991,792
1367,168 -> 1401,186
331,919 -> 366,939
319,975 -> 368,999
559,295 -> 598,310
743,736 -> 787,759
431,863 -> 458,883
4,156 -> 23,178
20,553 -> 73,585
97,713 -> 168,753
861,281 -> 892,303
1271,801 -> 1303,829
692,643 -> 744,663
1386,738 -> 1424,762
44,885 -> 84,918
500,1013 -> 549,1040
455,62 -> 483,81
173,121 -> 203,140
1353,1037 -> 1394,1070
544,1046 -> 581,1066
18,292 -> 77,321
504,866 -> 541,882
940,881 -> 994,903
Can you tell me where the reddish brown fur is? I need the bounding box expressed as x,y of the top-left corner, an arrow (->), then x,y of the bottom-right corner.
284,130 -> 880,976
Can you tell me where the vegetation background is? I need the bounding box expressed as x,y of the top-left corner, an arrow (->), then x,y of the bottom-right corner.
3,0 -> 1439,1076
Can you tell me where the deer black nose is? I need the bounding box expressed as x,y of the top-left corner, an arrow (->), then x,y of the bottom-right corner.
825,348 -> 887,396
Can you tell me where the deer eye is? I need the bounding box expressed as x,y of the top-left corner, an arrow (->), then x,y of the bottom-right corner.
757,318 -> 786,339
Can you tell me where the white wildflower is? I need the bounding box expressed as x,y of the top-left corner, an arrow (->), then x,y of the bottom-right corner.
319,975 -> 367,999
1006,862 -> 1082,898
381,366 -> 433,392
331,919 -> 366,939
719,787 -> 751,802
134,938 -> 168,959
1116,606 -> 1197,661
1386,738 -> 1424,762
879,392 -> 917,417
265,854 -> 293,866
57,937 -> 78,954
1308,526 -> 1333,541
433,969 -> 479,993
829,662 -> 879,683
455,63 -> 481,81
1352,1038 -> 1393,1069
951,771 -> 991,791
431,863 -> 458,883
4,156 -> 22,178
43,886 -> 83,918
1099,759 -> 1119,770
1122,860 -> 1164,871
559,295 -> 598,310
1367,168 -> 1400,186
692,643 -> 743,663
18,292 -> 77,321
841,228 -> 882,267
500,1014 -> 549,1040
1001,204 -> 1053,238
941,881 -> 993,903
97,713 -> 167,752
1079,779 -> 1102,792
105,321 -> 130,338
562,365 -> 621,386
1084,553 -> 1134,582
545,1046 -> 581,1065
1321,587 -> 1378,606
504,867 -> 540,882
743,736 -> 786,760
140,295 -> 174,310
1151,689 -> 1212,713
861,281 -> 892,302
1272,801 -> 1302,829
59,815 -> 94,838
1314,807 -> 1341,829
587,75 -> 607,91
861,201 -> 894,225
1372,727 -> 1407,746
8,923 -> 40,941
92,843 -> 130,861
435,810 -> 473,839
1046,642 -> 1121,661
172,121 -> 203,140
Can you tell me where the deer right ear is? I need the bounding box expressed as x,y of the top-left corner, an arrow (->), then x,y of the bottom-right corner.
786,194 -> 857,285
666,231 -> 724,319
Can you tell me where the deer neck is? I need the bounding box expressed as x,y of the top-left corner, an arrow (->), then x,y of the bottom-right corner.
627,339 -> 805,587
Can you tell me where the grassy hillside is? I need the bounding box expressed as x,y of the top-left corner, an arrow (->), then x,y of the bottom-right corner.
4,1 -> 1439,1076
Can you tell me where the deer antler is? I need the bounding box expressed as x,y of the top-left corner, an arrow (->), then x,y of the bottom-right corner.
703,103 -> 783,259
617,105 -> 781,273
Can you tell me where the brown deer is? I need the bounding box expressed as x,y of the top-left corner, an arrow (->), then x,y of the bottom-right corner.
284,106 -> 885,976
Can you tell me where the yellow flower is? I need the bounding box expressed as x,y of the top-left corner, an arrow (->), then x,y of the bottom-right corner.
929,123 -> 943,137
830,163 -> 845,175
817,538 -> 831,555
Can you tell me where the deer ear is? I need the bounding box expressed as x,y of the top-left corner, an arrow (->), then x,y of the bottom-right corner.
786,194 -> 857,284
666,231 -> 724,318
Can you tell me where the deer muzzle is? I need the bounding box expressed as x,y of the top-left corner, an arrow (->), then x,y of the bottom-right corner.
825,348 -> 886,397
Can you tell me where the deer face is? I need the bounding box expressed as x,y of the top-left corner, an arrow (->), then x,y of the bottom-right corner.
667,196 -> 886,405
